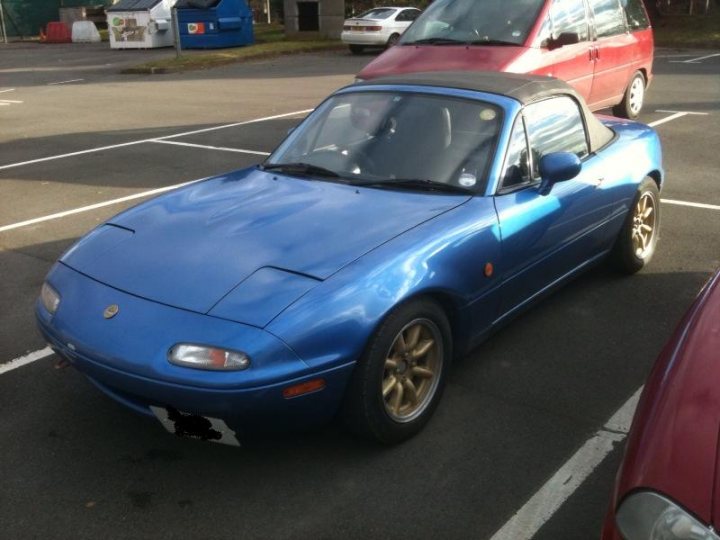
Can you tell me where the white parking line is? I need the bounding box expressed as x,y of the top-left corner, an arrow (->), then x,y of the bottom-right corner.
662,199 -> 720,211
0,179 -> 202,233
0,88 -> 16,94
151,139 -> 271,156
0,108 -> 712,233
648,111 -> 688,127
0,347 -> 54,375
670,53 -> 720,64
48,79 -> 85,85
0,108 -> 312,172
656,110 -> 709,116
488,388 -> 643,540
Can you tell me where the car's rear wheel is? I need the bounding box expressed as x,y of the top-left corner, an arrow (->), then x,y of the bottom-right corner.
613,71 -> 645,119
610,177 -> 660,273
386,33 -> 400,48
349,44 -> 364,55
342,299 -> 451,444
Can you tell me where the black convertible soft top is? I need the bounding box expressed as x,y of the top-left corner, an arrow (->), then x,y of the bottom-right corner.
356,71 -> 615,154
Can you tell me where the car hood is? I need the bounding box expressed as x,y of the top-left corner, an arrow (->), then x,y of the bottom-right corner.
614,271 -> 720,526
357,44 -> 526,80
61,168 -> 468,324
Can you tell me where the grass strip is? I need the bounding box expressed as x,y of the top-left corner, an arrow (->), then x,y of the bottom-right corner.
653,13 -> 720,49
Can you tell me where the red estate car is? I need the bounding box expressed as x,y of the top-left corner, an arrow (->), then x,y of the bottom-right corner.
603,269 -> 720,540
357,0 -> 654,118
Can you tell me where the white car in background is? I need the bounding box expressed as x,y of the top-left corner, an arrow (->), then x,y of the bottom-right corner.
341,7 -> 421,54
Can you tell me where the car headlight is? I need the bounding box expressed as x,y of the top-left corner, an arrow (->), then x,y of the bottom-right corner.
168,344 -> 251,371
616,491 -> 720,540
40,282 -> 61,315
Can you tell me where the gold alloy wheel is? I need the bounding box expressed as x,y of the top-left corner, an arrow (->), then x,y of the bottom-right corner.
382,318 -> 443,423
632,192 -> 657,258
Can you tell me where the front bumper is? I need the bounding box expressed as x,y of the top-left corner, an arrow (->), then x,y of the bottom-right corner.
36,263 -> 355,438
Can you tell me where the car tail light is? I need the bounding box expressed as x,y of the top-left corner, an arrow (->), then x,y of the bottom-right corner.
343,25 -> 351,30
366,26 -> 382,31
283,379 -> 326,399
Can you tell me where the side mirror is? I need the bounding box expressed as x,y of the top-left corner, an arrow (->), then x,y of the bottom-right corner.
548,32 -> 580,50
538,152 -> 582,195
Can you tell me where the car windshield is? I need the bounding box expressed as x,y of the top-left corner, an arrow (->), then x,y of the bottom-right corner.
356,8 -> 396,20
264,91 -> 502,193
401,0 -> 545,46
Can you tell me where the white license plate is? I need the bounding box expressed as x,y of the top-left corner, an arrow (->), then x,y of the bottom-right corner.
150,405 -> 240,447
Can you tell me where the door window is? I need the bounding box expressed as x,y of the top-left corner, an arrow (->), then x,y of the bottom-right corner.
622,0 -> 650,30
499,116 -> 532,191
523,96 -> 589,178
590,0 -> 626,37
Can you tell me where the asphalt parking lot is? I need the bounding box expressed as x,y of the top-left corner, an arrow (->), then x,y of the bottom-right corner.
1,45 -> 719,539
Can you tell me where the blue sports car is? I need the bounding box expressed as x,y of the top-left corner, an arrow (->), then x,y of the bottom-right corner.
36,72 -> 663,445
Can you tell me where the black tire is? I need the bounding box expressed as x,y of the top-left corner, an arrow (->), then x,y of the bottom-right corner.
612,71 -> 645,119
349,44 -> 364,55
610,177 -> 660,274
342,298 -> 452,444
386,33 -> 400,48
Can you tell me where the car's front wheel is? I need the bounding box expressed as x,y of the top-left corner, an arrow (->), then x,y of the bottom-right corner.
342,299 -> 451,444
610,177 -> 660,273
613,71 -> 645,119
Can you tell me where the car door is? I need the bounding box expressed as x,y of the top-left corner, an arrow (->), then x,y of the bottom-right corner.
531,0 -> 594,102
493,96 -> 609,317
588,0 -> 635,108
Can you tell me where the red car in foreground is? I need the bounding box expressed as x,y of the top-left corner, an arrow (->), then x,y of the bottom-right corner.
603,269 -> 720,540
357,0 -> 654,118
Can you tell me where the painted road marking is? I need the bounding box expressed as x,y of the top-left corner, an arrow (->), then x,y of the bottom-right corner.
0,180 -> 202,233
48,79 -> 85,85
489,388 -> 643,540
0,88 -> 16,94
656,109 -> 709,116
670,53 -> 720,64
648,111 -> 689,127
0,109 -> 715,233
662,199 -> 720,211
0,347 -> 54,376
0,108 -> 312,172
150,139 -> 271,156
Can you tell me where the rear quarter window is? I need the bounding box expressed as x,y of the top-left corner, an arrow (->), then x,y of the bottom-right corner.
623,0 -> 650,30
590,0 -> 627,37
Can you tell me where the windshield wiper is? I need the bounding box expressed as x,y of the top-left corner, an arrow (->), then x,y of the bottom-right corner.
353,178 -> 473,194
466,39 -> 519,46
261,162 -> 339,178
403,37 -> 467,45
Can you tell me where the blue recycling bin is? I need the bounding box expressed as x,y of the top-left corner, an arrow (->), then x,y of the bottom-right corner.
175,0 -> 254,49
